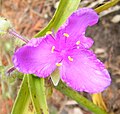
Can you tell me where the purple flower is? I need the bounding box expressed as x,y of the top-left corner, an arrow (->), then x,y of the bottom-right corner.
13,8 -> 111,93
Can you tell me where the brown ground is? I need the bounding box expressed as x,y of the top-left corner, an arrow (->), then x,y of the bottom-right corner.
0,0 -> 120,114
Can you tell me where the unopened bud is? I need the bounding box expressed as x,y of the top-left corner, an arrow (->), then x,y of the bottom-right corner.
0,17 -> 12,35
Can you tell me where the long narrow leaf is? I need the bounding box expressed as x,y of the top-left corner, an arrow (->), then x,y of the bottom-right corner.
28,76 -> 49,114
35,0 -> 81,37
95,0 -> 120,13
11,75 -> 35,114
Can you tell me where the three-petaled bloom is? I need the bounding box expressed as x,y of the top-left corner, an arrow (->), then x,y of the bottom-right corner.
13,8 -> 111,93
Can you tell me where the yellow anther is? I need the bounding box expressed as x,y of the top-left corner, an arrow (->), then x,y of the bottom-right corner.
76,41 -> 80,45
51,46 -> 55,53
56,63 -> 62,67
63,33 -> 69,37
68,56 -> 73,62
46,31 -> 52,35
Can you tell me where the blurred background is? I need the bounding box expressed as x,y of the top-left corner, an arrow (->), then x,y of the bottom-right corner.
0,0 -> 120,114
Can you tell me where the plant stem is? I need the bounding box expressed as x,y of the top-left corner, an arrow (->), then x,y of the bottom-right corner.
95,0 -> 120,13
55,81 -> 107,114
8,29 -> 29,43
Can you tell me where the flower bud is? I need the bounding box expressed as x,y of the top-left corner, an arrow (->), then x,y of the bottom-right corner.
0,17 -> 12,35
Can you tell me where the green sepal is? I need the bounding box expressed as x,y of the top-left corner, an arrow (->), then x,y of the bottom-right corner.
51,68 -> 60,86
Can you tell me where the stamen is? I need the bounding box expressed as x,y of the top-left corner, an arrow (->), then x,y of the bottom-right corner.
46,31 -> 52,35
51,46 -> 55,53
63,33 -> 69,37
76,41 -> 80,45
56,63 -> 62,67
68,56 -> 73,61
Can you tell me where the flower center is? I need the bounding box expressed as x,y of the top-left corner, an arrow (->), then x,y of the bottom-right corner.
50,32 -> 81,66
60,50 -> 66,56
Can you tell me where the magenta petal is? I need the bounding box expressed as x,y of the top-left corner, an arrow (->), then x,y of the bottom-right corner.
55,8 -> 98,49
13,35 -> 61,77
60,49 -> 111,93
80,35 -> 94,49
57,8 -> 98,40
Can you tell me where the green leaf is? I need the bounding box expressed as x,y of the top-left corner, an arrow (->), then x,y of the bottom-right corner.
95,0 -> 120,13
28,75 -> 49,114
35,0 -> 81,37
11,75 -> 35,114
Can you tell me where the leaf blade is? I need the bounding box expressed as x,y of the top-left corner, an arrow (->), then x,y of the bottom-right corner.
28,76 -> 49,114
11,75 -> 35,114
35,0 -> 81,37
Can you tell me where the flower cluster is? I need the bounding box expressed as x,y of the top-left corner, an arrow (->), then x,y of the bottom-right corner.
13,8 -> 111,93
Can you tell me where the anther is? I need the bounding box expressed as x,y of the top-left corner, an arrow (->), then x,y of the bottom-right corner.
63,33 -> 69,37
51,46 -> 55,53
56,63 -> 62,67
76,41 -> 80,45
46,31 -> 52,35
68,56 -> 73,62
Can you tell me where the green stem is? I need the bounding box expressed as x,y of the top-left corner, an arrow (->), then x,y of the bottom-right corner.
55,81 -> 107,114
95,0 -> 120,13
